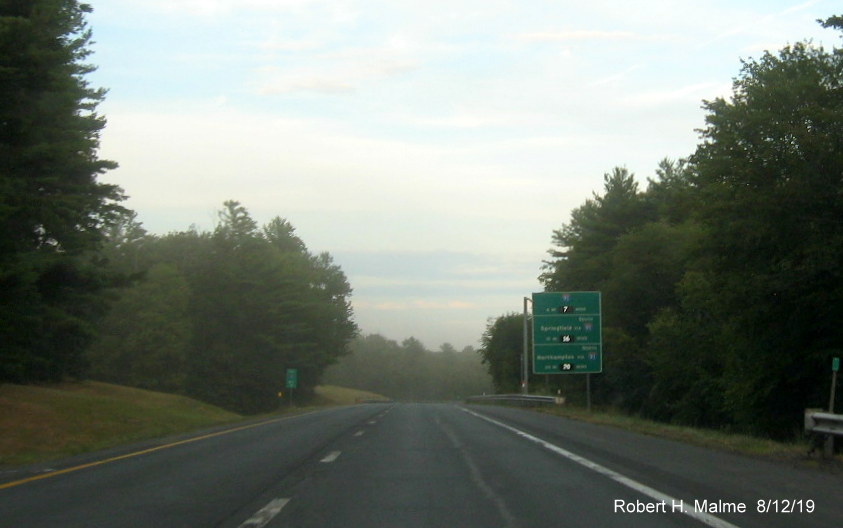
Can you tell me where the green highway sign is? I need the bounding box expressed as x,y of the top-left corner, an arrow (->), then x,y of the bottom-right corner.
533,292 -> 601,315
834,357 -> 840,373
286,368 -> 298,389
532,291 -> 602,374
534,315 -> 602,345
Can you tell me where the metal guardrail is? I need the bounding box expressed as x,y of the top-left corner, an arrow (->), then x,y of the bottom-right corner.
804,409 -> 842,457
465,394 -> 565,406
805,410 -> 843,437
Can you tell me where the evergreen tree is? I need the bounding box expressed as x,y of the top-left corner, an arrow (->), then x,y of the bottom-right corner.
541,167 -> 653,293
0,1 -> 123,381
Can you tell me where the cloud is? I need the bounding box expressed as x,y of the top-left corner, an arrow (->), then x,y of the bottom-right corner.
255,52 -> 417,95
694,0 -> 828,51
589,65 -> 642,87
135,0 -> 321,16
258,74 -> 356,95
408,111 -> 531,129
512,30 -> 674,42
97,104 -> 585,255
620,82 -> 731,107
258,36 -> 327,52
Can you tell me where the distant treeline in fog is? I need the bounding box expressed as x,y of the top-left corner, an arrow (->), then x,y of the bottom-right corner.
323,334 -> 492,401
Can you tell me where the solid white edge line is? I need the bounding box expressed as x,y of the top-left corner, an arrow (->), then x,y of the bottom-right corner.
461,407 -> 743,528
238,498 -> 290,528
320,450 -> 342,463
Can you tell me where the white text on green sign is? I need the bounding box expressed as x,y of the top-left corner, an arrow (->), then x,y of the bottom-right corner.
532,291 -> 602,374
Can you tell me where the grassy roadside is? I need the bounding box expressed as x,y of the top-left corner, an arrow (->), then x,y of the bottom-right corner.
0,382 -> 387,467
527,404 -> 841,468
0,382 -> 241,467
312,385 -> 392,406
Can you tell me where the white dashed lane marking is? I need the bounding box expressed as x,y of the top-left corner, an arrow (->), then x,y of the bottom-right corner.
238,498 -> 289,528
320,451 -> 342,463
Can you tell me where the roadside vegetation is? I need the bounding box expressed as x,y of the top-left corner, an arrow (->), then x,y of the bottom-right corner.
312,385 -> 392,405
471,400 -> 841,469
536,404 -> 813,461
480,17 -> 843,442
85,201 -> 358,415
0,381 -> 387,467
0,3 -> 357,416
0,381 -> 239,466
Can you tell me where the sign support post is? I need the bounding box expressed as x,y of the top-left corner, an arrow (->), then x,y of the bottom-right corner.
826,357 -> 839,457
522,297 -> 531,395
286,368 -> 298,409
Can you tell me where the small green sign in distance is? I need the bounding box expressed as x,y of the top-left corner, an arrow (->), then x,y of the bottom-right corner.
286,368 -> 298,389
834,357 -> 840,373
532,292 -> 602,374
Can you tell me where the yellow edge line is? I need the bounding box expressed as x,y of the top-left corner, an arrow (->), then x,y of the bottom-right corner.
0,411 -> 315,491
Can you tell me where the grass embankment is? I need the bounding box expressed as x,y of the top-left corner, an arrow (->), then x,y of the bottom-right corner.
0,382 -> 389,468
312,385 -> 391,406
532,404 -> 833,464
0,382 -> 240,467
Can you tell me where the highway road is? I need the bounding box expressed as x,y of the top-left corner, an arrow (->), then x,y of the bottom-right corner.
1,403 -> 841,527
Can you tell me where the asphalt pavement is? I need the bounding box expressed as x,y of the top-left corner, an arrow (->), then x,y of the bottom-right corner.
1,403 -> 840,527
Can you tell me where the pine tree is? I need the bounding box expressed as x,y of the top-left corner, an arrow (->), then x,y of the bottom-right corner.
0,1 -> 123,381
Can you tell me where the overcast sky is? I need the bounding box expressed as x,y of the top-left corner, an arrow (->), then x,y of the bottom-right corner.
86,0 -> 839,350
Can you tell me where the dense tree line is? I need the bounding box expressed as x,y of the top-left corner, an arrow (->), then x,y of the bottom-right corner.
0,1 -> 125,382
482,17 -> 843,439
87,202 -> 357,414
323,334 -> 492,401
0,2 -> 358,414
